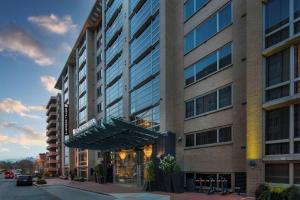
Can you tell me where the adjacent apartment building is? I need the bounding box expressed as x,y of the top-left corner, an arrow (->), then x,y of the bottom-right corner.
53,0 -> 300,196
46,94 -> 62,176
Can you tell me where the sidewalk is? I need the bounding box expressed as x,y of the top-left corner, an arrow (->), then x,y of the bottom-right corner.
45,178 -> 247,200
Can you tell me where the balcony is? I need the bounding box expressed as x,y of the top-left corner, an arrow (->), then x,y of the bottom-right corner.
47,112 -> 57,123
48,152 -> 57,157
46,128 -> 57,136
47,144 -> 58,150
106,34 -> 124,65
47,136 -> 57,144
130,0 -> 159,38
47,159 -> 57,164
47,119 -> 56,129
106,11 -> 123,45
46,105 -> 56,116
106,0 -> 122,26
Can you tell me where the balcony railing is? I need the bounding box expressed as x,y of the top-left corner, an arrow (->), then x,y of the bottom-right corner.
47,167 -> 57,172
48,152 -> 57,157
106,0 -> 122,26
130,0 -> 159,38
106,34 -> 124,65
130,15 -> 159,64
47,144 -> 58,150
47,128 -> 57,136
106,11 -> 123,45
47,136 -> 57,143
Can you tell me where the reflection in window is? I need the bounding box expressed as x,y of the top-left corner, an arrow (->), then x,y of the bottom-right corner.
184,43 -> 232,86
184,2 -> 232,53
185,134 -> 194,147
265,0 -> 289,34
184,0 -> 209,21
130,106 -> 160,131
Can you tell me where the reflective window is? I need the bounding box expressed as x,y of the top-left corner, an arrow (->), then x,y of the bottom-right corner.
184,0 -> 209,21
78,93 -> 87,110
106,99 -> 123,118
295,0 -> 300,18
266,143 -> 289,155
130,15 -> 160,64
130,106 -> 160,131
79,64 -> 87,82
184,42 -> 232,86
265,49 -> 290,101
79,48 -> 87,67
130,76 -> 160,114
106,57 -> 123,85
185,85 -> 232,119
219,86 -> 232,108
294,163 -> 300,184
130,44 -> 160,89
106,79 -> 123,105
219,127 -> 232,142
184,2 -> 232,54
265,164 -> 289,183
79,108 -> 87,124
79,80 -> 87,95
266,107 -> 290,141
265,0 -> 289,34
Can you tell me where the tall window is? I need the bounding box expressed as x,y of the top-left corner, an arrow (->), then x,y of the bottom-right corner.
264,0 -> 289,48
265,49 -> 290,101
184,2 -> 232,54
295,44 -> 300,94
295,104 -> 300,138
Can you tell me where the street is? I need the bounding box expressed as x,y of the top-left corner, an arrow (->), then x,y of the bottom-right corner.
0,173 -> 115,200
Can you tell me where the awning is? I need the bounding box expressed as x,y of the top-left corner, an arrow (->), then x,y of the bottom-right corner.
64,118 -> 164,151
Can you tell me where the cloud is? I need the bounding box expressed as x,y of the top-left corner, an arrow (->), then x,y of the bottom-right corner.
40,76 -> 59,95
0,98 -> 45,119
0,147 -> 9,153
0,121 -> 46,147
61,42 -> 72,53
0,26 -> 54,66
28,14 -> 77,35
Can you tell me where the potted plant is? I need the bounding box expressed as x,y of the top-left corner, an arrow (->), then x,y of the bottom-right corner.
145,161 -> 155,191
158,154 -> 184,193
94,164 -> 104,184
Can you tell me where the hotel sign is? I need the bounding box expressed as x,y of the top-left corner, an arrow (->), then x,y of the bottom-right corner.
73,118 -> 97,135
64,104 -> 69,135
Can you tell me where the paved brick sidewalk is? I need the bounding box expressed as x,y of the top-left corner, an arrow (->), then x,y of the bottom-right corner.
45,178 -> 247,200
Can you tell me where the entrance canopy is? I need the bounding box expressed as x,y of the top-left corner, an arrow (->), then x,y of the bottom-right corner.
64,118 -> 164,151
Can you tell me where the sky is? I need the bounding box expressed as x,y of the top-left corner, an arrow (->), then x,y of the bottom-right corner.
0,0 -> 95,160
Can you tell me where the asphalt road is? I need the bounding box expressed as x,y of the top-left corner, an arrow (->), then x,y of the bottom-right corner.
0,173 -> 115,200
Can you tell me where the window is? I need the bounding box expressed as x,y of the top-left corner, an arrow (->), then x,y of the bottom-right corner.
219,127 -> 232,142
130,76 -> 160,114
265,49 -> 290,101
79,93 -> 87,110
131,106 -> 160,131
295,104 -> 300,138
266,142 -> 289,155
185,134 -> 195,147
294,44 -> 300,94
184,43 -> 232,86
219,86 -> 232,108
97,70 -> 102,81
106,57 -> 123,85
185,85 -> 232,119
196,130 -> 217,145
97,102 -> 102,113
264,0 -> 289,48
265,164 -> 289,184
97,86 -> 102,97
185,100 -> 194,118
265,107 -> 290,141
106,79 -> 123,105
106,99 -> 123,118
295,141 -> 300,154
79,108 -> 87,124
184,2 -> 232,54
295,163 -> 300,184
185,126 -> 232,147
184,0 -> 209,21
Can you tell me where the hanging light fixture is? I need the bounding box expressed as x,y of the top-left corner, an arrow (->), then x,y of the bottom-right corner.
143,145 -> 152,158
119,151 -> 127,160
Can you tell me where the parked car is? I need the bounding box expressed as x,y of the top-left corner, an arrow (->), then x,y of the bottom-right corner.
16,175 -> 33,186
14,172 -> 21,179
4,171 -> 14,179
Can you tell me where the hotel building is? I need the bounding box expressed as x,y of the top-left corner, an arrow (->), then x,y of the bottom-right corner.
53,0 -> 300,196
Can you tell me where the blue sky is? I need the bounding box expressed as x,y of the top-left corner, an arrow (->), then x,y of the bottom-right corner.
0,0 -> 95,160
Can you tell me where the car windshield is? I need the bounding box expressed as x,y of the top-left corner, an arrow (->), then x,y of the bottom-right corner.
18,176 -> 31,181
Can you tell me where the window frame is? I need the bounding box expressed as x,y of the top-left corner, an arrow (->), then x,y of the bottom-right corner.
184,0 -> 210,22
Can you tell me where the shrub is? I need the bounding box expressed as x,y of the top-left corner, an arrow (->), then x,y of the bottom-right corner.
159,154 -> 176,173
145,161 -> 155,182
255,184 -> 298,200
43,171 -> 50,178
